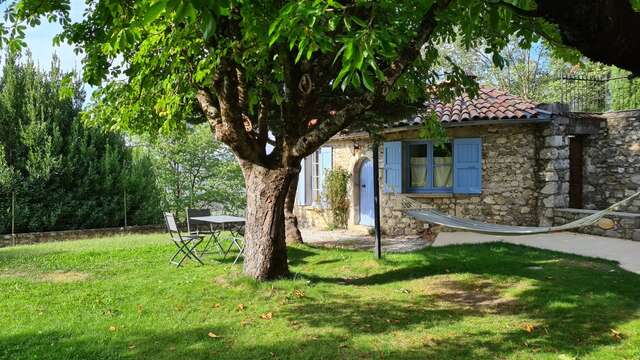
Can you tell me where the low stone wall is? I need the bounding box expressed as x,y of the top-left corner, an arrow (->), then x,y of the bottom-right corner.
553,208 -> 640,240
0,224 -> 165,248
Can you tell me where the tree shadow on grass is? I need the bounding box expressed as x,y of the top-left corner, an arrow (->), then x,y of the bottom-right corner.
286,246 -> 319,266
1,316 -> 632,360
290,242 -> 640,357
2,242 -> 640,359
0,323 -> 534,360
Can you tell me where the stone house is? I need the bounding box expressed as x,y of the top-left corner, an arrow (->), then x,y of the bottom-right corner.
294,87 -> 640,240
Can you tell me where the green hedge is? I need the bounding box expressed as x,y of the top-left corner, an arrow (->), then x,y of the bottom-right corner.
0,54 -> 161,233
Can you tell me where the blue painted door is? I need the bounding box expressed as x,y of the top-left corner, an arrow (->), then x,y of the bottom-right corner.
359,159 -> 374,226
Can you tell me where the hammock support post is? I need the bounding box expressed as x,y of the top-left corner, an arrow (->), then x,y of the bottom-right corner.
372,142 -> 382,259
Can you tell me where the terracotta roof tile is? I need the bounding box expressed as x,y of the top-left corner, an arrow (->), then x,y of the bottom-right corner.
390,86 -> 550,128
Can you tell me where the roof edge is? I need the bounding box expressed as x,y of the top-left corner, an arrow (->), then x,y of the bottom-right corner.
331,117 -> 553,141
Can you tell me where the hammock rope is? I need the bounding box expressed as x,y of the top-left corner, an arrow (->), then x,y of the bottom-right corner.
400,190 -> 640,236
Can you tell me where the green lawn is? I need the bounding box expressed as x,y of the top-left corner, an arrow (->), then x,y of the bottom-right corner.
1,234 -> 640,359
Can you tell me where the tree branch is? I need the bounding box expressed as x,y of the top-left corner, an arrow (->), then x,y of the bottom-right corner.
383,0 -> 454,87
293,93 -> 375,158
196,82 -> 265,166
196,88 -> 222,126
485,0 -> 539,17
257,88 -> 271,147
280,47 -> 302,140
293,0 -> 454,157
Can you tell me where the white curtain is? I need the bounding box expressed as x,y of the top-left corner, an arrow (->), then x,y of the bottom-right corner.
434,157 -> 453,187
410,157 -> 427,187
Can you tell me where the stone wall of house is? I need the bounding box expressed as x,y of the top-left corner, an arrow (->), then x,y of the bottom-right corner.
583,110 -> 640,213
536,117 -> 570,226
296,111 -> 640,240
295,206 -> 330,229
378,124 -> 542,235
296,124 -> 548,236
294,137 -> 374,230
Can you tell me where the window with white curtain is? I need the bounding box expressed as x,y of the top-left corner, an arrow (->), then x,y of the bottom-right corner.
405,141 -> 453,192
433,143 -> 453,188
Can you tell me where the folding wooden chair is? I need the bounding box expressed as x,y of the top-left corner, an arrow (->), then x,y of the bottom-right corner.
164,212 -> 204,267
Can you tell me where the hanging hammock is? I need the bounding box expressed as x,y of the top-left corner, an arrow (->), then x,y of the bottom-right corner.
403,190 -> 640,236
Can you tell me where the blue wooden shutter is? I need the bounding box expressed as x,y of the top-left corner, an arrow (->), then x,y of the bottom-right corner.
453,138 -> 482,194
384,141 -> 402,193
318,147 -> 332,203
296,159 -> 306,205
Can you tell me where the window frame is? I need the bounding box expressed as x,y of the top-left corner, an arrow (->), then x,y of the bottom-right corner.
298,147 -> 331,207
404,140 -> 453,194
310,149 -> 322,204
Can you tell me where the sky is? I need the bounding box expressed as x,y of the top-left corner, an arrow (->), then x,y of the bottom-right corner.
0,0 -> 91,95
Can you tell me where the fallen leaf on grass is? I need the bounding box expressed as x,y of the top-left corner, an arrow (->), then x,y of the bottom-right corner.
213,303 -> 221,308
237,303 -> 246,311
610,329 -> 623,341
399,288 -> 411,294
293,289 -> 305,298
260,312 -> 273,320
523,323 -> 536,333
421,335 -> 437,347
103,309 -> 120,317
109,326 -> 117,332
208,332 -> 222,338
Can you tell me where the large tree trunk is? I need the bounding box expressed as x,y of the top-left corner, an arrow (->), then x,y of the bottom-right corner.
284,173 -> 303,244
241,162 -> 293,280
193,0 -> 453,281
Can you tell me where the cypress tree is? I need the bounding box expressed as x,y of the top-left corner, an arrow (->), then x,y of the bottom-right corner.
0,52 -> 161,233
